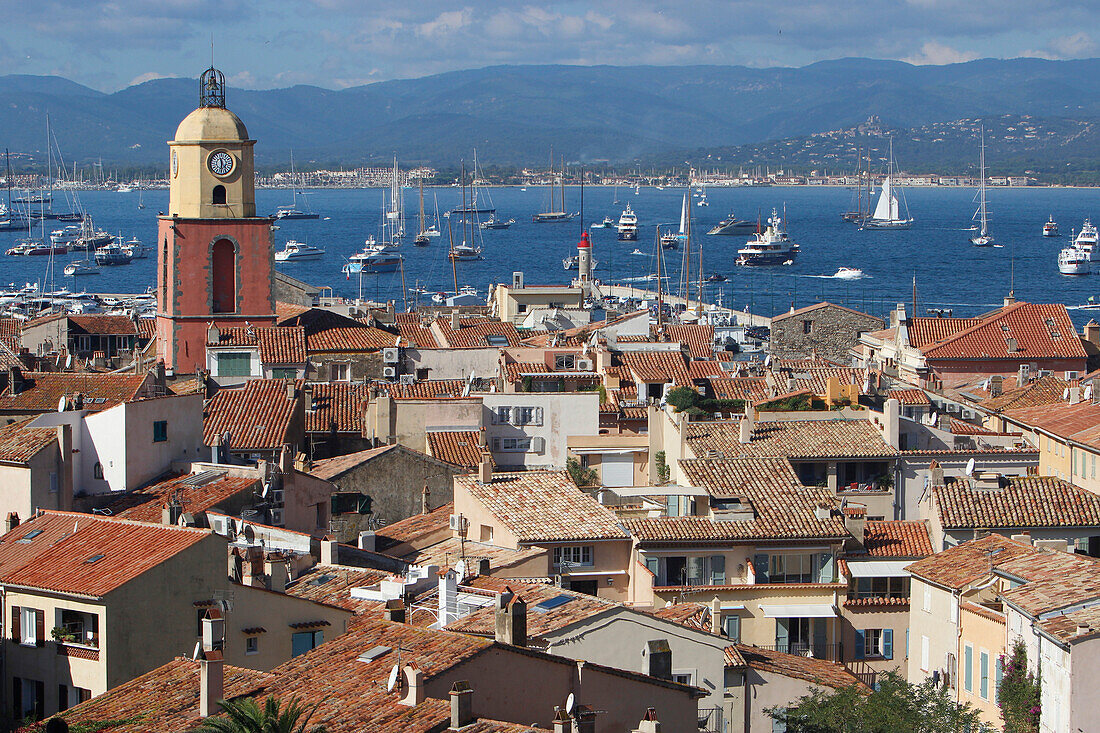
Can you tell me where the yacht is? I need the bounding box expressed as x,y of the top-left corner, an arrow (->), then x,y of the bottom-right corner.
833,267 -> 864,280
448,243 -> 483,261
707,213 -> 756,235
274,240 -> 325,262
1059,247 -> 1090,275
735,209 -> 799,266
64,261 -> 100,277
591,216 -> 616,229
273,203 -> 320,220
74,218 -> 114,250
1043,216 -> 1059,237
617,204 -> 638,241
94,242 -> 133,266
342,249 -> 402,275
50,225 -> 83,247
563,254 -> 599,271
122,237 -> 146,259
1075,219 -> 1098,252
480,215 -> 514,230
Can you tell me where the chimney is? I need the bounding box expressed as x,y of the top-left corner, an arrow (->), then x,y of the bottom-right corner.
574,707 -> 597,733
552,708 -> 573,733
1069,386 -> 1081,405
449,680 -> 474,730
320,538 -> 339,566
8,366 -> 22,396
358,530 -> 376,552
738,417 -> 752,444
478,453 -> 493,484
421,484 -> 431,514
92,351 -> 105,370
384,598 -> 406,623
1076,623 -> 1091,638
210,432 -> 222,464
1085,320 -> 1100,346
930,463 -> 945,488
494,588 -> 527,647
265,559 -> 288,593
882,398 -> 900,449
451,311 -> 461,330
278,444 -> 294,473
162,500 -> 184,526
1004,292 -> 1017,307
5,512 -> 18,533
286,381 -> 297,400
1034,539 -> 1068,553
438,569 -> 459,626
304,384 -> 314,411
710,596 -> 721,635
1011,532 -> 1032,545
845,512 -> 867,544
398,665 -> 425,706
989,375 -> 1003,397
634,708 -> 662,733
644,639 -> 673,680
199,608 -> 225,718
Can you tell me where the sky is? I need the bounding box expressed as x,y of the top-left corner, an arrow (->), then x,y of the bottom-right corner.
1,0 -> 1096,92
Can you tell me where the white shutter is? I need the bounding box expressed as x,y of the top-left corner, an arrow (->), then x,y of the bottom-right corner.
535,407 -> 544,426
532,436 -> 545,453
600,453 -> 634,487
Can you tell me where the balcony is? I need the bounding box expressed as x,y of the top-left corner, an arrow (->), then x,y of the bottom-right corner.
749,641 -> 842,663
697,706 -> 723,732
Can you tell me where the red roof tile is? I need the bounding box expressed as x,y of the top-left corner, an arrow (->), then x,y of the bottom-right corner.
908,317 -> 981,349
679,457 -> 802,495
208,325 -> 307,364
0,371 -> 151,413
437,317 -> 522,348
688,361 -> 727,380
1002,399 -> 1100,449
0,418 -> 57,463
709,377 -> 769,402
933,476 -> 1100,529
887,388 -> 932,405
396,323 -> 439,348
426,430 -> 491,469
305,382 -> 368,433
280,308 -> 396,352
737,645 -> 869,690
919,302 -> 1087,361
382,379 -> 473,400
619,350 -> 690,384
859,520 -> 933,558
686,419 -> 897,459
105,472 -> 260,523
665,324 -> 714,360
68,315 -> 140,336
203,380 -> 300,450
982,375 -> 1069,412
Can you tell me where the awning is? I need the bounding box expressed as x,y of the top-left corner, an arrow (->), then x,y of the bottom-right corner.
846,560 -> 912,578
759,604 -> 837,618
720,603 -> 746,611
569,447 -> 645,455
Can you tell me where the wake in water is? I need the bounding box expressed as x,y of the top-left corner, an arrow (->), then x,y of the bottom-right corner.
803,268 -> 870,281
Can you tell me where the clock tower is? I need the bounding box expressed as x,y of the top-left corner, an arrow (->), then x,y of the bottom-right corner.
157,67 -> 275,374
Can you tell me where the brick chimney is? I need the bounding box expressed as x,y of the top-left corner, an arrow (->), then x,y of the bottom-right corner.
199,608 -> 225,718
5,512 -> 19,533
384,598 -> 406,624
634,708 -> 662,733
448,680 -> 474,730
552,708 -> 573,733
494,588 -> 527,647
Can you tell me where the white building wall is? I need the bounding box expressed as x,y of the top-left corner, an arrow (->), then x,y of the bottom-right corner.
482,392 -> 599,469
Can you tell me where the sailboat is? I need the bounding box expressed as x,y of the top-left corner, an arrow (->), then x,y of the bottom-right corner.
137,189 -> 145,210
274,152 -> 319,219
661,192 -> 689,249
423,193 -> 442,237
385,156 -> 405,237
841,146 -> 872,223
414,178 -> 430,246
970,126 -> 994,247
862,139 -> 913,230
533,155 -> 576,222
451,150 -> 497,216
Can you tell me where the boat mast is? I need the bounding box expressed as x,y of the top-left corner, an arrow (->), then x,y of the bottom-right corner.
560,156 -> 566,215
418,177 -> 425,236
447,211 -> 459,295
399,253 -> 408,313
694,201 -> 703,315
655,225 -> 664,329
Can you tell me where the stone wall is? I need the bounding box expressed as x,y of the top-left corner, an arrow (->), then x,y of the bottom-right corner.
771,304 -> 885,364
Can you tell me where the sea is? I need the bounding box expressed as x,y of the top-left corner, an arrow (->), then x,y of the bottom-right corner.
6,185 -> 1100,325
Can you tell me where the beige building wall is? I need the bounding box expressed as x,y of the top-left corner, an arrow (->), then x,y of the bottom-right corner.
363,396 -> 482,449
957,605 -> 1006,729
906,579 -> 960,687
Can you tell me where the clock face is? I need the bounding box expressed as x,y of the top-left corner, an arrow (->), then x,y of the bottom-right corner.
208,151 -> 234,177
171,150 -> 178,178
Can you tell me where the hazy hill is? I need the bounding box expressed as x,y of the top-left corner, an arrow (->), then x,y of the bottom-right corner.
2,57 -> 1099,168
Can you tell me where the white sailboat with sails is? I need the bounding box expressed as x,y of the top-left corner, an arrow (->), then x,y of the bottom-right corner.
862,139 -> 913,230
970,126 -> 994,247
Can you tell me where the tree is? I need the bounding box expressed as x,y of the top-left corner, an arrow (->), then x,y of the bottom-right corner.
195,696 -> 326,733
566,457 -> 599,488
998,639 -> 1041,733
768,671 -> 994,733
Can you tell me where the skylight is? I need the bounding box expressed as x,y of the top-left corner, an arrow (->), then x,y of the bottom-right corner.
23,529 -> 43,540
533,595 -> 574,613
485,335 -> 509,347
357,645 -> 391,662
85,554 -> 105,564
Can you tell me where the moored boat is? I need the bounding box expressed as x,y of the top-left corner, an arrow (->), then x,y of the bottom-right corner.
1043,216 -> 1059,237
1059,246 -> 1090,275
617,204 -> 638,241
707,213 -> 756,235
274,240 -> 325,262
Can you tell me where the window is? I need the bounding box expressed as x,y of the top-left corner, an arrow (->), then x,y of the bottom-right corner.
153,420 -> 168,443
920,635 -> 929,671
802,320 -> 813,334
723,614 -> 741,642
17,607 -> 42,646
211,238 -> 236,313
291,630 -> 323,657
479,524 -> 493,542
855,628 -> 893,659
995,656 -> 1003,703
331,363 -> 350,382
553,546 -> 593,567
491,437 -> 532,452
58,685 -> 90,712
923,585 -> 932,612
212,185 -> 227,205
554,354 -> 576,370
415,368 -> 430,380
12,677 -> 43,721
218,352 -> 252,377
512,406 -> 542,426
980,650 -> 989,699
246,636 -> 259,655
494,406 -> 512,424
93,462 -> 104,480
671,671 -> 694,686
766,553 -> 832,584
964,644 -> 973,693
271,368 -> 297,379
49,472 -> 58,494
853,576 -> 909,599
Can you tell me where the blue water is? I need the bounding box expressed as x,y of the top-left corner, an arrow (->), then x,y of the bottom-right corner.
5,185 -> 1100,324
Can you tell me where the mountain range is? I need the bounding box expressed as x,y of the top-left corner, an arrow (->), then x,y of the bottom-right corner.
3,57 -> 1100,169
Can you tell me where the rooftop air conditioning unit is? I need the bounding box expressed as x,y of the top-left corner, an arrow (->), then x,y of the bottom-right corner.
382,347 -> 400,364
382,366 -> 397,380
576,358 -> 593,371
270,508 -> 285,526
398,374 -> 415,385
449,514 -> 468,534
271,489 -> 284,505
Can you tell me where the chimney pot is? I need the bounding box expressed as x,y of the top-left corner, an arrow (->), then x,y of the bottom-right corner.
478,453 -> 492,483
552,708 -> 573,733
449,681 -> 474,729
199,609 -> 225,718
384,598 -> 406,624
494,588 -> 527,647
636,708 -> 662,733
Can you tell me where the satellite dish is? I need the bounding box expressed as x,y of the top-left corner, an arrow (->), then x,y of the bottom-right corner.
965,458 -> 976,476
565,693 -> 575,715
386,664 -> 400,692
64,354 -> 72,370
192,640 -> 202,661
1063,388 -> 1070,400
57,395 -> 67,413
261,483 -> 270,499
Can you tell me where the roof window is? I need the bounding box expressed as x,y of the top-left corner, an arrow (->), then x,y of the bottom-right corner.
533,595 -> 574,613
85,554 -> 105,564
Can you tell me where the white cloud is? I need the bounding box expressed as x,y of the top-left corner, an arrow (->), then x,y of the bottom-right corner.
128,71 -> 167,86
1050,31 -> 1096,58
902,41 -> 979,65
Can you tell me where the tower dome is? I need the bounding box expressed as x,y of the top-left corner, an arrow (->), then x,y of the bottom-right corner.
173,106 -> 250,143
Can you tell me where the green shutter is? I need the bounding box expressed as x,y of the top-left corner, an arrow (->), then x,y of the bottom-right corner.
980,651 -> 989,699
964,646 -> 973,692
854,630 -> 866,659
882,628 -> 893,660
711,555 -> 726,585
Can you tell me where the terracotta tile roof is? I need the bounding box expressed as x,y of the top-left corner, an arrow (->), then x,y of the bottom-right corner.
709,377 -> 769,402
781,367 -> 865,397
961,600 -> 1006,624
908,317 -> 981,348
280,308 -> 396,352
426,429 -> 491,469
982,375 -> 1070,412
918,302 -> 1087,361
284,565 -> 392,614
208,325 -> 307,364
625,487 -> 849,543
275,301 -> 311,322
725,645 -> 747,668
996,551 -> 1100,616
688,360 -> 727,380
619,350 -> 691,384
887,388 -> 931,405
68,315 -> 140,336
0,371 -> 150,413
397,536 -> 544,573
0,317 -> 21,351
396,322 -> 439,348
665,324 -> 714,360
858,520 -> 933,558
438,317 -> 522,348
381,379 -> 473,400
650,602 -> 711,631
0,510 -> 211,597
446,579 -> 616,638
457,471 -> 628,543
1036,604 -> 1100,642
948,418 -> 1000,435
104,472 -> 260,523
737,645 -> 869,690
502,361 -> 551,382
1002,399 -> 1100,449
375,503 -> 453,550
685,419 -> 898,459
933,476 -> 1100,529
0,418 -> 57,464
309,444 -> 400,480
135,317 -> 157,340
843,597 -> 910,608
305,382 -> 368,433
905,534 -> 1038,590
679,457 -> 803,496
203,380 -> 300,450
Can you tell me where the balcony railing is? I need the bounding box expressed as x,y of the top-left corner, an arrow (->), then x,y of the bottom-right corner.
697,706 -> 723,732
750,641 -> 842,663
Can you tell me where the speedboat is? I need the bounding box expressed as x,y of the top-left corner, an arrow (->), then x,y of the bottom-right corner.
480,216 -> 514,230
617,204 -> 638,241
706,273 -> 727,282
591,216 -> 616,229
94,242 -> 133,266
1059,247 -> 1090,275
735,209 -> 799,266
833,267 -> 864,280
448,244 -> 482,260
273,205 -> 319,220
1043,216 -> 1059,237
274,240 -> 325,262
563,254 -> 599,271
342,250 -> 402,275
708,213 -> 756,235
630,249 -> 645,256
64,261 -> 100,277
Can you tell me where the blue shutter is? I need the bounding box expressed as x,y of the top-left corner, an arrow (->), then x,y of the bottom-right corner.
753,553 -> 770,583
818,553 -> 834,583
995,657 -> 1003,703
854,630 -> 866,660
882,629 -> 893,660
964,646 -> 973,692
711,555 -> 726,585
980,651 -> 989,699
775,618 -> 789,651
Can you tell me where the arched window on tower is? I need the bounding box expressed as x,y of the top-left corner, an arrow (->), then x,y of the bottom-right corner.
211,239 -> 236,314
212,185 -> 227,205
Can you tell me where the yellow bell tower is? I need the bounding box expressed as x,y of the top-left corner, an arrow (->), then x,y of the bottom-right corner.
167,67 -> 256,218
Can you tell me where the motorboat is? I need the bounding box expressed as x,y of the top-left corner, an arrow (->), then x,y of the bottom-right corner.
274,240 -> 325,262
708,213 -> 757,235
662,193 -> 690,250
480,216 -> 514,230
24,240 -> 69,256
706,273 -> 727,282
563,254 -> 599,271
448,243 -> 483,260
50,225 -> 83,247
1043,216 -> 1059,237
617,204 -> 638,241
833,267 -> 864,280
1075,219 -> 1098,260
94,242 -> 133,266
1059,247 -> 1090,275
591,216 -> 616,229
273,205 -> 319,220
735,209 -> 799,266
122,238 -> 146,259
64,261 -> 100,277
342,250 -> 402,275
